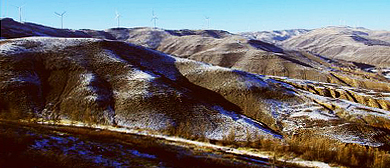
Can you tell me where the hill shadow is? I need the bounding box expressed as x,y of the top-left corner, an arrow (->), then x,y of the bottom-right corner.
248,39 -> 283,53
102,40 -> 282,138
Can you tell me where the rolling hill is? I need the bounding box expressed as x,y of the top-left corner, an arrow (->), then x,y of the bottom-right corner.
2,18 -> 390,92
280,26 -> 390,67
240,29 -> 310,44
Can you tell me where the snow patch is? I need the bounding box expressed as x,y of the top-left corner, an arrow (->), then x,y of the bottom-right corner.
291,110 -> 338,120
212,106 -> 282,139
130,70 -> 157,81
99,49 -> 127,63
0,41 -> 28,54
128,149 -> 157,159
115,112 -> 172,131
80,73 -> 95,86
324,132 -> 383,147
32,139 -> 50,150
4,73 -> 41,85
113,70 -> 158,99
79,73 -> 101,101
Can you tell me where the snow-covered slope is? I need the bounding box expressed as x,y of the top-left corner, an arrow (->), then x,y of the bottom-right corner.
97,27 -> 390,91
0,37 -> 291,140
1,37 -> 390,148
3,18 -> 390,89
280,26 -> 390,67
240,29 -> 310,44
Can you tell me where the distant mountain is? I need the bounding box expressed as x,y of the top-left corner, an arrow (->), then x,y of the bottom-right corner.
0,18 -> 91,38
239,29 -> 310,44
280,26 -> 390,67
103,27 -> 390,92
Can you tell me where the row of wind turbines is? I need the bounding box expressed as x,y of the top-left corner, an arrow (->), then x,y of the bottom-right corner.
12,3 -> 65,29
114,10 -> 160,28
9,4 -> 365,31
114,10 -> 210,29
12,4 -> 211,30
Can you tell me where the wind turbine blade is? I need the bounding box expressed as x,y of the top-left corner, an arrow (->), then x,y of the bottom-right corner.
62,11 -> 66,15
55,12 -> 60,16
20,3 -> 27,7
12,3 -> 26,8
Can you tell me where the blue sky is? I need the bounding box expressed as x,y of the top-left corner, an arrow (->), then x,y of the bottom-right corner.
1,0 -> 389,32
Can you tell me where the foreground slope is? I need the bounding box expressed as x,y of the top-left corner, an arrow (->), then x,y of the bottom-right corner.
2,121 -> 296,168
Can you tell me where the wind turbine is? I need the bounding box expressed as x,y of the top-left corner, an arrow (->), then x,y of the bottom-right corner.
13,4 -> 26,22
54,11 -> 66,29
115,11 -> 121,28
205,16 -> 210,29
151,10 -> 158,28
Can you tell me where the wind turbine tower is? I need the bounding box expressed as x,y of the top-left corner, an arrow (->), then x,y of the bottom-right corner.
151,10 -> 158,28
205,16 -> 210,29
14,4 -> 26,22
54,11 -> 66,29
115,11 -> 121,28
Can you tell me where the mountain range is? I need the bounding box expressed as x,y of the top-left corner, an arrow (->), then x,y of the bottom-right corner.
1,18 -> 390,167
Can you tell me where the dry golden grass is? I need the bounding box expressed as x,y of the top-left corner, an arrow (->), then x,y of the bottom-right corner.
221,89 -> 293,132
220,133 -> 390,168
0,40 -> 10,45
164,120 -> 210,143
363,116 -> 390,130
3,108 -> 390,168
